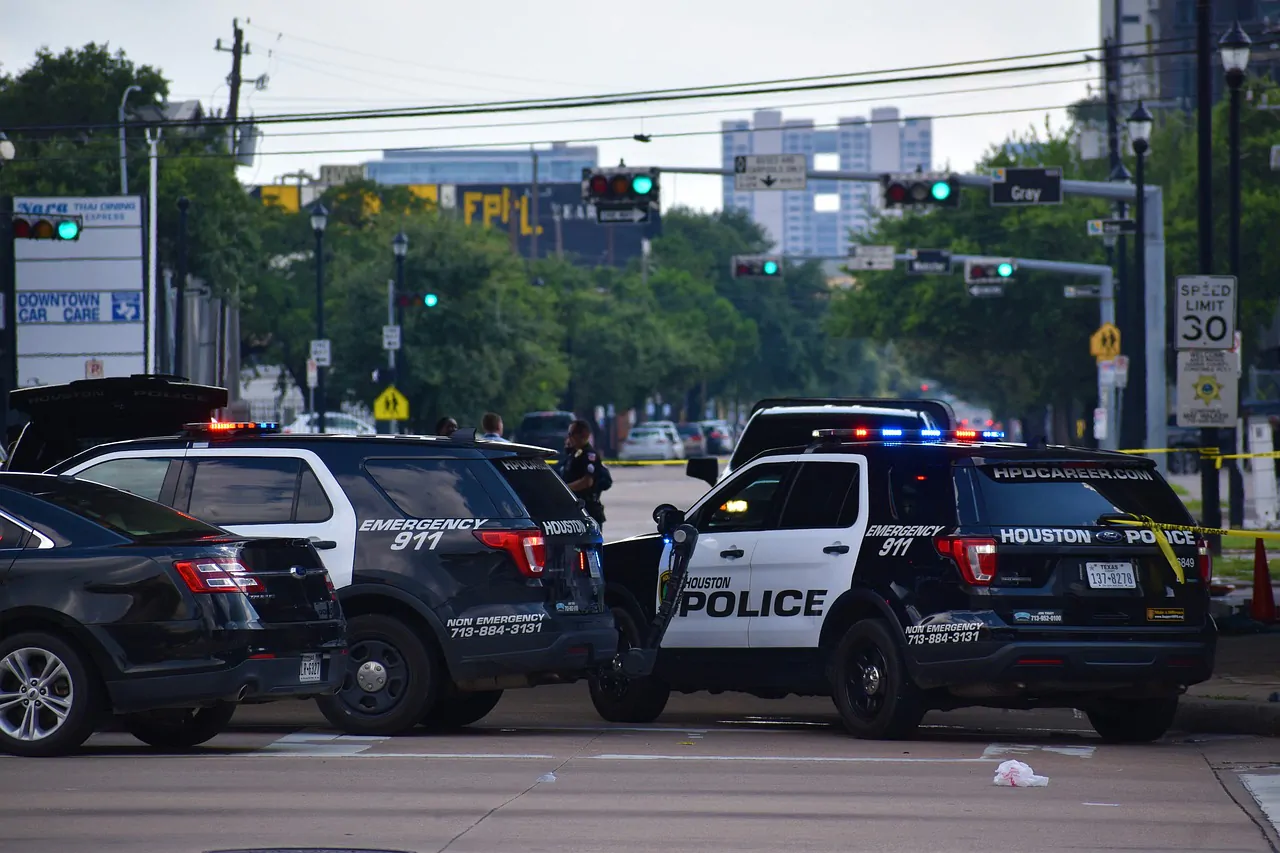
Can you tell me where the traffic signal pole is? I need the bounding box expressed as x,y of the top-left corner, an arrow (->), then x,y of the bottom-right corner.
662,166 -> 1167,467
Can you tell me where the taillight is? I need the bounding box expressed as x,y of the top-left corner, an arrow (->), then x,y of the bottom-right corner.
1198,543 -> 1212,583
475,530 -> 546,577
324,573 -> 336,597
173,559 -> 263,593
934,537 -> 997,585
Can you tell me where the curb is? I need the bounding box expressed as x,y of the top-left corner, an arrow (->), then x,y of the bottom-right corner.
1176,697 -> 1280,737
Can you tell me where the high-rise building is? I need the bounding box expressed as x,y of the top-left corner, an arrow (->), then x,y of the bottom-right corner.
721,108 -> 932,256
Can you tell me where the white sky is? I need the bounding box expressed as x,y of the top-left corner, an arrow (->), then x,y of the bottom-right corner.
3,0 -> 1101,212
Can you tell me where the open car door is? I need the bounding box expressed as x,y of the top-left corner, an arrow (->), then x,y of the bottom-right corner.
6,375 -> 228,472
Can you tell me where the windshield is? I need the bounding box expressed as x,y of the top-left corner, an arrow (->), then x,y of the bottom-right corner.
10,477 -> 226,541
730,411 -> 928,469
968,463 -> 1192,527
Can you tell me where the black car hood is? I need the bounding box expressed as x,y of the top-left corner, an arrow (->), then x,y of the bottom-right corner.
7,376 -> 228,472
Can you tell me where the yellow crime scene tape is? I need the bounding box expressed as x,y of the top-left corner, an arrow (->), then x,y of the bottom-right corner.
1101,516 -> 1280,584
603,459 -> 687,467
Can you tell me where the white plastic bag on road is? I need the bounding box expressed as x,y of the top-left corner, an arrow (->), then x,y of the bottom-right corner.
992,759 -> 1049,787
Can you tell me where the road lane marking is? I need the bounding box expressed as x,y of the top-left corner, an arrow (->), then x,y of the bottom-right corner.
1083,802 -> 1121,807
589,754 -> 999,763
983,743 -> 1095,759
259,732 -> 390,756
1240,773 -> 1280,835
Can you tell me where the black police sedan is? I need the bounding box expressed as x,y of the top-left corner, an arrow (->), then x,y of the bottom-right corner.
0,473 -> 346,757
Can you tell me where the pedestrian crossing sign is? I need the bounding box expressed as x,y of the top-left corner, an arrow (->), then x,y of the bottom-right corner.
373,385 -> 409,421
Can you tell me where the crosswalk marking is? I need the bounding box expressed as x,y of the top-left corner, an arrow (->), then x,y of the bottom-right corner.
982,743 -> 1096,759
1240,773 -> 1280,835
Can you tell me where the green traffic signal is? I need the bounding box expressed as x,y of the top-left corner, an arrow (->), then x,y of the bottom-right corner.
930,181 -> 952,202
56,219 -> 81,240
996,262 -> 1014,277
423,293 -> 439,307
631,174 -> 654,195
762,260 -> 779,275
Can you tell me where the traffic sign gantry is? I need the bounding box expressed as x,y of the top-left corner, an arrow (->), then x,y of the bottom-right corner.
1090,322 -> 1121,360
373,385 -> 410,421
1175,275 -> 1236,351
733,154 -> 807,191
847,245 -> 895,271
989,167 -> 1063,206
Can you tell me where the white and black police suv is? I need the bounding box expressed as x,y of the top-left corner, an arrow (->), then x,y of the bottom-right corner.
597,426 -> 1214,743
5,376 -> 617,737
687,397 -> 954,487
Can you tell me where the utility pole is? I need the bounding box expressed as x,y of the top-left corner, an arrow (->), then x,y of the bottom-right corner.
386,279 -> 398,434
1196,0 -> 1222,542
531,148 -> 540,260
215,19 -> 249,155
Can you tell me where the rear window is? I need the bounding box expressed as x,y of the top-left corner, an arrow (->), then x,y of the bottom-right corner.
11,477 -> 224,541
968,463 -> 1192,527
519,414 -> 573,434
678,425 -> 702,437
730,411 -> 927,468
365,459 -> 503,518
492,457 -> 584,520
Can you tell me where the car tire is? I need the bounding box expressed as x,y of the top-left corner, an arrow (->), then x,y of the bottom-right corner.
1085,696 -> 1179,743
316,614 -> 440,736
420,689 -> 503,730
830,619 -> 924,740
123,701 -> 237,749
588,606 -> 670,724
0,631 -> 103,758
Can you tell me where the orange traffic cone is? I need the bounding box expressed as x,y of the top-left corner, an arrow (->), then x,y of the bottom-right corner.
1252,538 -> 1276,624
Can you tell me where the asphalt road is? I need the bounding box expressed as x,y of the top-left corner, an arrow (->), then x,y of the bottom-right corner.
5,464 -> 1280,853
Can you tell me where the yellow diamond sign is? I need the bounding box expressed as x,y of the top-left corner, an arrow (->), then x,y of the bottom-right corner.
373,385 -> 409,421
1090,322 -> 1121,360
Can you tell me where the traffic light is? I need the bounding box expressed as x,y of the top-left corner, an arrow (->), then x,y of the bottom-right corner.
12,214 -> 83,241
582,167 -> 660,206
964,257 -> 1016,284
423,293 -> 438,308
395,292 -> 441,308
880,173 -> 960,209
731,255 -> 782,278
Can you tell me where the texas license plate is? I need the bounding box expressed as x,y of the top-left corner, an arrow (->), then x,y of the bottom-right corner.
299,653 -> 322,683
1086,562 -> 1137,589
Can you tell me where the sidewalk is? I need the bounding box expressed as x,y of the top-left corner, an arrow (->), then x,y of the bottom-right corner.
1180,632 -> 1280,736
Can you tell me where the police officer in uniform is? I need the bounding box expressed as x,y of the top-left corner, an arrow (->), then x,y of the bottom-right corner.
559,418 -> 606,529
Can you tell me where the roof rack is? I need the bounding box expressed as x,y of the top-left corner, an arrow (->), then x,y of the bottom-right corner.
749,396 -> 957,427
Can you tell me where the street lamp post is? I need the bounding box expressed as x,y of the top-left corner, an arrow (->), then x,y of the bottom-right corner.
390,231 -> 408,434
1110,161 -> 1135,450
0,133 -> 14,190
1221,19 -> 1252,529
118,85 -> 142,195
310,202 -> 328,435
1127,101 -> 1153,457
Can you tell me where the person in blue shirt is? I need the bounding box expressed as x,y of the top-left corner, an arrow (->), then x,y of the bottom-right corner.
481,412 -> 509,442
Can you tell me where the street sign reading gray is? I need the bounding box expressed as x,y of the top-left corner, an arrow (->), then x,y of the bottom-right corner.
968,284 -> 1004,297
907,249 -> 952,275
1175,275 -> 1236,350
990,167 -> 1063,206
596,206 -> 651,225
1087,218 -> 1137,237
1064,284 -> 1102,298
847,244 -> 895,271
733,154 -> 807,191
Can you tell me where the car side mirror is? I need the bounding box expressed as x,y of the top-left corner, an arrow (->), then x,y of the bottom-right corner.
653,503 -> 685,534
686,456 -> 718,487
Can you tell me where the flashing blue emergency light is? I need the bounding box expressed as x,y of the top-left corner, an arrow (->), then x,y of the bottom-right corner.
811,428 -> 1005,442
184,421 -> 281,437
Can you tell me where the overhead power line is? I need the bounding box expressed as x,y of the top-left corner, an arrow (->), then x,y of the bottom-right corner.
5,40 -> 1192,134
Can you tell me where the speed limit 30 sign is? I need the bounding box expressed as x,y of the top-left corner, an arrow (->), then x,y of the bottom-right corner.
1175,275 -> 1236,350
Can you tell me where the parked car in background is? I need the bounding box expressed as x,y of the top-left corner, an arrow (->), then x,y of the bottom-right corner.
515,411 -> 576,453
283,412 -> 376,435
619,425 -> 683,461
699,420 -> 736,455
0,473 -> 345,757
677,423 -> 709,457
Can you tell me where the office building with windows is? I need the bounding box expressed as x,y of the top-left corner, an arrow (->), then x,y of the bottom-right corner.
721,108 -> 932,257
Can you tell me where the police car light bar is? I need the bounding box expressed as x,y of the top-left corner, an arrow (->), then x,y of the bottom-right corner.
812,428 -> 1006,441
184,421 -> 281,437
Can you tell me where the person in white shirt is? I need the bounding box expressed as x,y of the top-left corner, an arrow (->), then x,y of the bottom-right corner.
481,412 -> 509,442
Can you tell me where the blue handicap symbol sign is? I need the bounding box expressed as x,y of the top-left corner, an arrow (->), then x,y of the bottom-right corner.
111,291 -> 141,322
